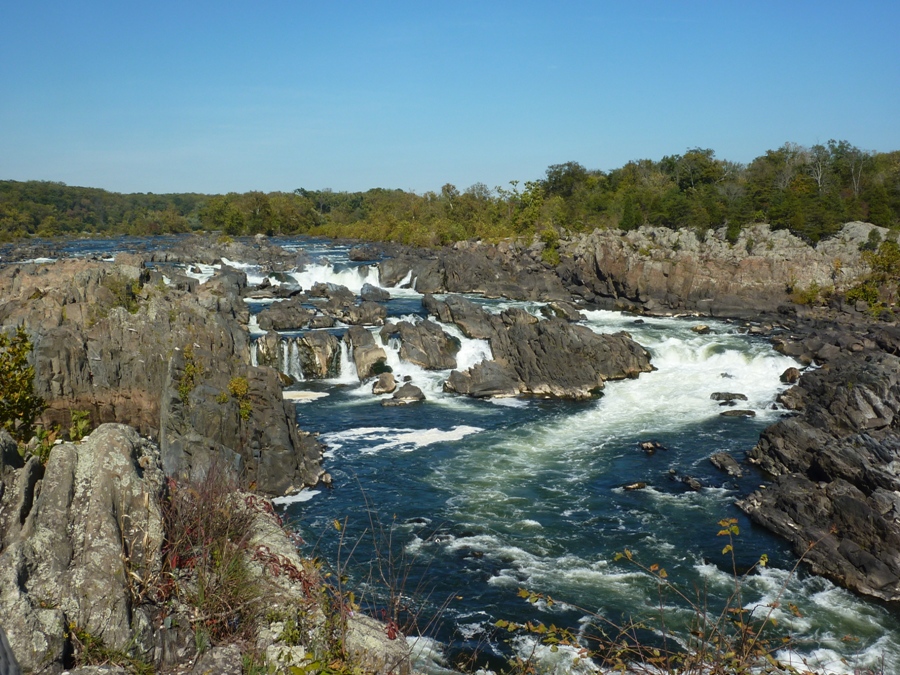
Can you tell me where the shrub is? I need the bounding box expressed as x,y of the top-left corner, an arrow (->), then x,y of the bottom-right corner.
0,325 -> 46,442
228,376 -> 252,420
161,463 -> 261,645
177,345 -> 201,405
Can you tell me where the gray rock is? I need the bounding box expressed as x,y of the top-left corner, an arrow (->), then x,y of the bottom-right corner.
0,425 -> 164,672
344,326 -> 387,381
382,383 -> 425,407
0,626 -> 21,675
710,392 -> 748,402
709,451 -> 743,477
444,361 -> 520,398
360,283 -> 390,302
380,320 -> 460,370
720,409 -> 756,417
372,372 -> 397,395
192,644 -> 242,675
256,297 -> 315,331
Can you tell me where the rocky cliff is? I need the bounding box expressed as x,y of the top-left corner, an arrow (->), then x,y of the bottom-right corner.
0,254 -> 322,495
0,424 -> 408,674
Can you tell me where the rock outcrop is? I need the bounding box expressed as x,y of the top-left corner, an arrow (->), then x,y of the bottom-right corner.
0,425 -> 164,672
0,256 -> 323,496
0,425 -> 410,674
380,320 -> 460,371
428,295 -> 654,399
738,315 -> 900,602
344,326 -> 387,381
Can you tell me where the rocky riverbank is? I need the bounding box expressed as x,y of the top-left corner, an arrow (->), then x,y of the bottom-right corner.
0,221 -> 898,671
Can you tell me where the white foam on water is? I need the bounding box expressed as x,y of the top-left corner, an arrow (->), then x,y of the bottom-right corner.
440,322 -> 493,371
326,339 -> 358,384
407,636 -> 458,675
272,489 -> 320,507
289,262 -> 379,294
220,256 -> 268,285
183,262 -> 220,283
319,425 -> 482,455
489,397 -> 529,408
511,635 -> 599,675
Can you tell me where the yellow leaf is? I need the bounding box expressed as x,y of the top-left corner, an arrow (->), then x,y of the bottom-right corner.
722,544 -> 733,555
332,519 -> 342,531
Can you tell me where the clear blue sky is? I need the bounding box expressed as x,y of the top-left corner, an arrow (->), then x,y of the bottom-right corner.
1,1 -> 898,195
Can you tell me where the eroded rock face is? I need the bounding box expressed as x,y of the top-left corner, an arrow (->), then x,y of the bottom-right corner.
429,295 -> 654,400
380,320 -> 460,371
0,424 -> 410,674
739,344 -> 900,602
344,326 -> 387,381
0,425 -> 164,673
0,256 -> 322,496
558,222 -> 881,316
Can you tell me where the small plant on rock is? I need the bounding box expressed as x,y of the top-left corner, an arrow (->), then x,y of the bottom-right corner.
228,376 -> 252,420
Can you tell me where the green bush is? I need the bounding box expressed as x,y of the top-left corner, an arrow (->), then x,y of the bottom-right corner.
0,325 -> 45,442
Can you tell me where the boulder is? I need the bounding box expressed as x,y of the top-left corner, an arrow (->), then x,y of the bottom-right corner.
540,301 -> 585,322
381,383 -> 425,407
710,392 -> 748,402
338,300 -> 388,326
372,372 -> 397,395
360,283 -> 390,302
720,409 -> 756,417
422,294 -> 495,339
444,361 -> 520,398
256,297 -> 315,331
709,451 -> 743,477
348,244 -> 381,262
296,332 -> 341,379
780,367 -> 802,384
380,321 -> 460,370
344,326 -> 387,381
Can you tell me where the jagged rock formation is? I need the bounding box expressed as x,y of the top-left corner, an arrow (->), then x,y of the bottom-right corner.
738,315 -> 900,602
344,325 -> 387,381
0,255 -> 322,495
0,425 -> 409,674
381,222 -> 883,316
428,295 -> 653,399
0,425 -> 164,672
380,320 -> 461,370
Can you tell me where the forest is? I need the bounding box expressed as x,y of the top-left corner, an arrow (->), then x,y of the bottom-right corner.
2,140 -> 899,247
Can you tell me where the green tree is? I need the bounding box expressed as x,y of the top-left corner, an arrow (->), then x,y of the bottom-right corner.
0,326 -> 45,442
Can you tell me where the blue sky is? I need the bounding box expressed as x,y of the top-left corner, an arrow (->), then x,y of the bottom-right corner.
1,1 -> 898,195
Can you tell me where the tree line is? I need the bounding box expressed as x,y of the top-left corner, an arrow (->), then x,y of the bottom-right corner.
2,140 -> 898,246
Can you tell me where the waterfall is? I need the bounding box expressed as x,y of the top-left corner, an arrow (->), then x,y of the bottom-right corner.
250,341 -> 258,367
334,339 -> 358,384
288,339 -> 305,381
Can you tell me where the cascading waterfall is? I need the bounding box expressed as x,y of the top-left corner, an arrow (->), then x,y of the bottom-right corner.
335,339 -> 358,383
289,262 -> 379,295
